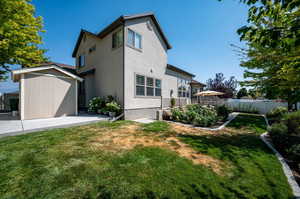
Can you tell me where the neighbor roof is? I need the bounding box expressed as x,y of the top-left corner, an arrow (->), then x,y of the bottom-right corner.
167,64 -> 195,78
40,62 -> 75,70
190,80 -> 206,87
39,62 -> 76,74
72,12 -> 172,57
12,65 -> 83,82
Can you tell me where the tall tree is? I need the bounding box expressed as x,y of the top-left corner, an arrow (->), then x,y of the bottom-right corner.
237,88 -> 248,99
220,0 -> 300,109
0,0 -> 47,81
206,73 -> 237,98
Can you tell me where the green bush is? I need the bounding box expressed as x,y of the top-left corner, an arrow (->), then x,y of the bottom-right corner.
106,101 -> 121,114
171,108 -> 185,122
268,123 -> 288,137
216,105 -> 231,121
170,98 -> 176,108
283,110 -> 300,135
268,123 -> 289,152
287,144 -> 300,162
88,97 -> 105,112
266,106 -> 288,124
171,105 -> 218,127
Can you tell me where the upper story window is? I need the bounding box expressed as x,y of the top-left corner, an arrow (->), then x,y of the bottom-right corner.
89,45 -> 96,53
135,74 -> 161,97
78,55 -> 85,68
112,29 -> 123,49
127,29 -> 142,50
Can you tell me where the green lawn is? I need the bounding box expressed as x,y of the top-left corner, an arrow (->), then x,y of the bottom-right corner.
0,114 -> 293,199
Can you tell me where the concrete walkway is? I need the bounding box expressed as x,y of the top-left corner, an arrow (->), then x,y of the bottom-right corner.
0,114 -> 109,138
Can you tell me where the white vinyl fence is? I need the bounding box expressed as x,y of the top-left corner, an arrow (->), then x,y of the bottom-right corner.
226,99 -> 300,114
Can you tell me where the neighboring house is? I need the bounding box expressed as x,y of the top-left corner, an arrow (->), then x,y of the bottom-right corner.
0,91 -> 19,112
12,64 -> 83,120
190,80 -> 206,103
72,12 -> 202,119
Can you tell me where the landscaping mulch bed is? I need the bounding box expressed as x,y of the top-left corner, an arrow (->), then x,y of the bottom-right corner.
269,135 -> 300,186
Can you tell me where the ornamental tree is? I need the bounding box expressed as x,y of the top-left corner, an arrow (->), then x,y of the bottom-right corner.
0,0 -> 47,80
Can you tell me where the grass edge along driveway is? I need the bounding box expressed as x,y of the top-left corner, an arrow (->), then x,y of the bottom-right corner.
0,114 -> 294,199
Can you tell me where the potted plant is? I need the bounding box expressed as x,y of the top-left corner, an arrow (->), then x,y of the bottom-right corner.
106,101 -> 121,117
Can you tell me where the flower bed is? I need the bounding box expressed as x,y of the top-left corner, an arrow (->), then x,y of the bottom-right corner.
88,95 -> 122,117
164,104 -> 231,127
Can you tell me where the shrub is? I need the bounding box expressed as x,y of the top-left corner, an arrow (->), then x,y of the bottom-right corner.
283,110 -> 300,135
287,144 -> 300,162
106,101 -> 121,114
88,97 -> 105,112
216,105 -> 231,121
171,105 -> 218,127
268,123 -> 289,152
170,98 -> 176,108
266,106 -> 288,124
171,108 -> 183,122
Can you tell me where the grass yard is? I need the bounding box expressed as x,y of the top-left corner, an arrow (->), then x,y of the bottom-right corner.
0,114 -> 293,199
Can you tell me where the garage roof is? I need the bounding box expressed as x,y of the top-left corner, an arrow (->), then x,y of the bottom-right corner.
12,65 -> 83,82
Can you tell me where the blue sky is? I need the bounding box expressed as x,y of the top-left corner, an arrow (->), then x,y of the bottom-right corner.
0,0 -> 249,94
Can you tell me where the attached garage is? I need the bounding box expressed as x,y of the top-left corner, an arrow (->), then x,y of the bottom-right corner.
12,65 -> 83,120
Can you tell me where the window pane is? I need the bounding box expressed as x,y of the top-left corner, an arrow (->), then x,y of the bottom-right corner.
155,79 -> 161,88
127,29 -> 134,46
136,86 -> 145,96
112,32 -> 117,48
147,77 -> 154,87
178,91 -> 182,97
147,87 -> 154,96
155,88 -> 161,96
79,55 -> 85,67
136,75 -> 145,85
117,30 -> 123,47
135,33 -> 142,49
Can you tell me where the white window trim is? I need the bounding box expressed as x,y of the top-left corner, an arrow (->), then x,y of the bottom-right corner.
134,73 -> 162,98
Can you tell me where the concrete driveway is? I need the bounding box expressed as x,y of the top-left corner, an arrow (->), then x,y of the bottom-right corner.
0,113 -> 109,138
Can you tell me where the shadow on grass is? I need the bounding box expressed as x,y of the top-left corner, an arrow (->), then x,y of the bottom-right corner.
178,132 -> 294,199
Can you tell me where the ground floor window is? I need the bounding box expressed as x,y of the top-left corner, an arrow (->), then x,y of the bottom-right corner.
178,86 -> 190,98
135,74 -> 161,97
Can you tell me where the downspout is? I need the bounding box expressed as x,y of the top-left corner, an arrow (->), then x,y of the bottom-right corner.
122,22 -> 125,119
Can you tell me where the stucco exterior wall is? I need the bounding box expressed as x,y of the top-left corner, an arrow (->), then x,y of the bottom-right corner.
22,69 -> 77,120
75,29 -> 124,106
124,17 -> 168,111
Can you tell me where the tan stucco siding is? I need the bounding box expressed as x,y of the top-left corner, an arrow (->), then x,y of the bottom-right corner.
76,29 -> 124,106
124,17 -> 168,110
23,70 -> 76,120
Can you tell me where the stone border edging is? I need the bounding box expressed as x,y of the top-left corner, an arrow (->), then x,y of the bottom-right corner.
166,112 -> 239,131
260,115 -> 300,198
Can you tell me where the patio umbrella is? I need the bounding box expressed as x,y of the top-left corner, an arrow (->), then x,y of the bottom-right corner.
194,90 -> 225,96
194,90 -> 225,105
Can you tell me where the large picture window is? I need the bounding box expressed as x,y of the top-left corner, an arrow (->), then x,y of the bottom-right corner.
127,29 -> 142,49
112,29 -> 123,49
135,74 -> 161,97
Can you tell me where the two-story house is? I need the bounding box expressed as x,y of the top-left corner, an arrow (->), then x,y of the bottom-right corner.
72,12 -> 197,120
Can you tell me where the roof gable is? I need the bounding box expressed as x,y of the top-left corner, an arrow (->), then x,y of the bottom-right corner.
72,12 -> 172,57
167,64 -> 195,78
12,65 -> 83,82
